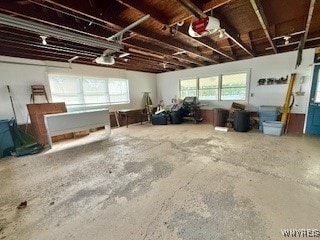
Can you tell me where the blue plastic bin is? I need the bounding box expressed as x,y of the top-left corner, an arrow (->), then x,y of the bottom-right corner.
0,119 -> 14,158
262,121 -> 284,136
259,110 -> 279,131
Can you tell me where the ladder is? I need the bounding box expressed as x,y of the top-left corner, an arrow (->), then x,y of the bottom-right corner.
30,85 -> 49,103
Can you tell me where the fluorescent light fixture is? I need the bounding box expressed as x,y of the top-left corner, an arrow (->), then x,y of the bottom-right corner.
0,13 -> 121,51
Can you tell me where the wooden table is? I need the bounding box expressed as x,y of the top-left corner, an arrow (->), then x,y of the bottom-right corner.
118,109 -> 145,128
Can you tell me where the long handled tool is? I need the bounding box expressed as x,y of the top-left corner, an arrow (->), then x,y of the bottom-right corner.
281,73 -> 296,133
6,85 -> 17,120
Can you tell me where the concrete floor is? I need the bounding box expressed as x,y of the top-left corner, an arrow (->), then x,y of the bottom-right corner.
0,123 -> 319,240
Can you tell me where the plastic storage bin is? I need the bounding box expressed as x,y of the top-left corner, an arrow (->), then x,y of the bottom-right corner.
262,121 -> 284,136
0,119 -> 14,158
259,106 -> 280,130
259,106 -> 280,112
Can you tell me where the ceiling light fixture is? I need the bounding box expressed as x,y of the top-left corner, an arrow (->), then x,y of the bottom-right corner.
40,35 -> 47,45
284,35 -> 291,45
95,55 -> 115,65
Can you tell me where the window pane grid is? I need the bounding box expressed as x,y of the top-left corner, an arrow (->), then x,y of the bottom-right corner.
49,75 -> 130,107
179,72 -> 247,101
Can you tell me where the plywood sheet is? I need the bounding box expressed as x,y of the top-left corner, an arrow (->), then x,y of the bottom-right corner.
27,103 -> 70,144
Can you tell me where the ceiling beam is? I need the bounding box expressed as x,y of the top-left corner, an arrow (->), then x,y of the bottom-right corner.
174,0 -> 245,60
41,0 -> 217,64
303,0 -> 316,44
0,2 -> 189,69
219,20 -> 255,57
117,0 -> 234,61
169,0 -> 230,26
116,0 -> 167,24
250,0 -> 277,53
0,32 -> 99,57
202,0 -> 232,13
0,5 -> 115,42
176,0 -> 206,18
227,38 -> 235,56
123,39 -> 192,68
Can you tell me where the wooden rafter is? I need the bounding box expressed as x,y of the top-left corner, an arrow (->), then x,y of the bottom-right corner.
220,20 -> 255,57
0,2 -> 190,69
176,0 -> 254,58
176,0 -> 205,18
40,0 -> 218,64
117,0 -> 234,61
303,0 -> 316,44
202,0 -> 232,13
250,0 -> 277,53
169,0 -> 230,25
227,38 -> 235,56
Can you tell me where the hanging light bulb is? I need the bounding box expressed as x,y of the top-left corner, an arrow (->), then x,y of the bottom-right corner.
40,35 -> 47,45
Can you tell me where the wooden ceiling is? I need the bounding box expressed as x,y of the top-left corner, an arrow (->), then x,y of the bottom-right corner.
0,0 -> 319,73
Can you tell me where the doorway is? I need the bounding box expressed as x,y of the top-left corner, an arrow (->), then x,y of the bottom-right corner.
306,65 -> 320,135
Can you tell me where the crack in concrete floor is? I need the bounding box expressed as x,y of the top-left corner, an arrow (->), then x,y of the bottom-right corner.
0,124 -> 319,240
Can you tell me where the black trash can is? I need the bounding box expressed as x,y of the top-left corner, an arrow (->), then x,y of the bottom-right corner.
213,108 -> 229,127
234,110 -> 250,132
170,110 -> 183,124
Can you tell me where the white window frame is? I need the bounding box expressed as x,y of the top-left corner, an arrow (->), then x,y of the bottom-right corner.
179,70 -> 250,101
179,78 -> 198,99
198,75 -> 220,100
48,74 -> 130,111
220,72 -> 249,101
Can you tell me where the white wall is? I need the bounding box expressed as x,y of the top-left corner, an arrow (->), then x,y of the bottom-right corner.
157,49 -> 315,113
0,50 -> 316,125
0,56 -> 157,124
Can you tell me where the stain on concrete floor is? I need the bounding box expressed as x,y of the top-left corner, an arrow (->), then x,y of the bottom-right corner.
0,124 -> 319,240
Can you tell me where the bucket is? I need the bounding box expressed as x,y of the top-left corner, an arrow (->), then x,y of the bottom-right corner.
213,108 -> 229,127
0,119 -> 14,158
234,111 -> 250,132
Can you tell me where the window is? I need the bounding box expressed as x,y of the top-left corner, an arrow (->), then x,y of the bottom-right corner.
49,75 -> 84,104
179,71 -> 248,101
221,73 -> 247,100
108,78 -> 130,103
49,75 -> 130,109
180,78 -> 197,99
199,76 -> 219,100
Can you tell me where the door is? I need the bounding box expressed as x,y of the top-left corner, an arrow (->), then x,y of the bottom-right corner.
306,65 -> 320,135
